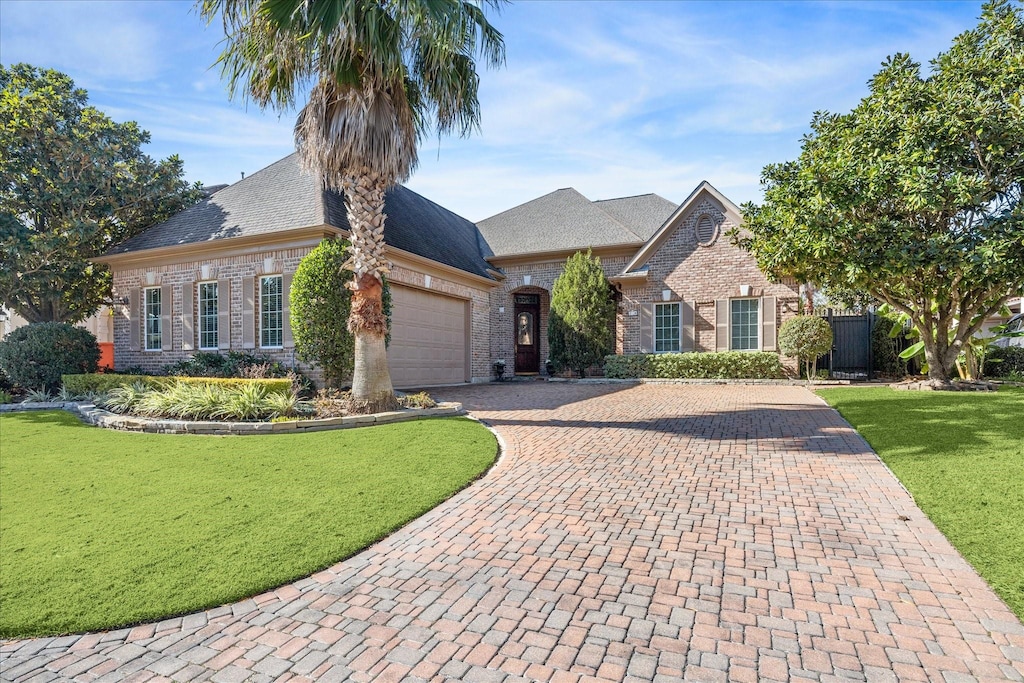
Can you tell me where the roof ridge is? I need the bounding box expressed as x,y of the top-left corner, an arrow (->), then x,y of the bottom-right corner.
590,198 -> 646,242
478,187 -> 585,223
593,193 -> 658,203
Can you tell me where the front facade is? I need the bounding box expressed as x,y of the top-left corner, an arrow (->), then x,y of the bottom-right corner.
98,155 -> 799,387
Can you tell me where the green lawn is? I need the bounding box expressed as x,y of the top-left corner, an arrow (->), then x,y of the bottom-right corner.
0,411 -> 497,638
817,386 -> 1024,619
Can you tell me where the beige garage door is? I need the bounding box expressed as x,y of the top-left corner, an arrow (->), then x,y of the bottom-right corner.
388,285 -> 468,388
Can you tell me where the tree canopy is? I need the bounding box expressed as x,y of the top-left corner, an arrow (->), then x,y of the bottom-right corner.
0,64 -> 202,323
737,1 -> 1024,383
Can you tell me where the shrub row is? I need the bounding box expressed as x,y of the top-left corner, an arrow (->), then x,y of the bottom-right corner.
63,374 -> 292,397
101,381 -> 307,421
986,346 -> 1024,378
604,352 -> 786,380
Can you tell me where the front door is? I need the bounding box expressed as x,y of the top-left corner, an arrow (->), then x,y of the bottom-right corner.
514,294 -> 540,374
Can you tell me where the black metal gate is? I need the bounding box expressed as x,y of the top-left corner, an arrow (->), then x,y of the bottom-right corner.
816,310 -> 875,380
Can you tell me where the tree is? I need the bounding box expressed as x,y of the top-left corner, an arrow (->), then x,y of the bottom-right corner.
290,238 -> 391,388
777,315 -> 833,380
548,250 -> 616,378
0,64 -> 202,324
202,0 -> 504,412
736,1 -> 1024,386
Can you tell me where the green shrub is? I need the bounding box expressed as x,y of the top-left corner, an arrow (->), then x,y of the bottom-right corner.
62,374 -> 169,396
778,315 -> 833,379
171,376 -> 291,396
604,352 -> 785,379
289,239 -> 392,387
603,354 -> 651,379
872,314 -> 908,378
0,390 -> 12,404
100,380 -> 307,421
986,346 -> 1024,378
548,250 -> 616,378
0,322 -> 99,391
164,351 -> 287,379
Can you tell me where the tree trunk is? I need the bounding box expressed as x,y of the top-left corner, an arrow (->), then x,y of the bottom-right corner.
923,341 -> 956,386
343,170 -> 398,413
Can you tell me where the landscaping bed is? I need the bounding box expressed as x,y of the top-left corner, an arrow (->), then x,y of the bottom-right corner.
818,386 -> 1024,620
0,411 -> 497,638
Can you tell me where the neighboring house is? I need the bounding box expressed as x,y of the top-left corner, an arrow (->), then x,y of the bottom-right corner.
95,154 -> 800,387
983,295 -> 1023,348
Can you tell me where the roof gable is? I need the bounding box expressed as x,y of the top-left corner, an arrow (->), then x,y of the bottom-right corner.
475,188 -> 646,257
592,194 -> 678,241
620,181 -> 744,275
105,154 -> 493,280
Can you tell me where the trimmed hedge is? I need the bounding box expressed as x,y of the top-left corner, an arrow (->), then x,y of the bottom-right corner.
62,374 -> 292,397
62,374 -> 170,396
604,352 -> 786,380
985,346 -> 1024,378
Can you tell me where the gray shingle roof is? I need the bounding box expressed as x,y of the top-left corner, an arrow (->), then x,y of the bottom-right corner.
593,194 -> 677,241
475,188 -> 649,257
107,154 -> 493,280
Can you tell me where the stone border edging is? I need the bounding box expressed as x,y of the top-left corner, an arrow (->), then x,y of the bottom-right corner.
0,401 -> 464,435
545,377 -> 852,386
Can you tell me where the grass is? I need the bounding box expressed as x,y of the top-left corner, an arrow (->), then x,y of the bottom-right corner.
817,386 -> 1024,620
0,411 -> 497,638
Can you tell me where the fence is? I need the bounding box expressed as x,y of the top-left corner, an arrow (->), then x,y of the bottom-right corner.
815,309 -> 875,380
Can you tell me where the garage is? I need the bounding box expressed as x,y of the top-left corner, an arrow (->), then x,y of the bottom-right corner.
388,285 -> 469,388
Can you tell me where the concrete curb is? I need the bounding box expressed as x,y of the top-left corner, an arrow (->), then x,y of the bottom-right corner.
1,401 -> 464,435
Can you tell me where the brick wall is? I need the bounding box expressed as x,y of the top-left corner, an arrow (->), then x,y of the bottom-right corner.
488,198 -> 800,374
112,247 -> 493,383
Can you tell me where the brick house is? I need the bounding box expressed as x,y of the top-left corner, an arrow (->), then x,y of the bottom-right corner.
96,154 -> 799,387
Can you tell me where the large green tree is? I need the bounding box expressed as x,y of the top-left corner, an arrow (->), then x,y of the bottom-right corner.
737,0 -> 1024,385
0,64 -> 202,323
202,0 -> 504,412
548,250 -> 616,378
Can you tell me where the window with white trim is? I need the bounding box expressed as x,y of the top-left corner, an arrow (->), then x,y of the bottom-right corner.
144,287 -> 162,351
198,282 -> 218,350
731,298 -> 759,350
654,302 -> 681,353
260,275 -> 283,348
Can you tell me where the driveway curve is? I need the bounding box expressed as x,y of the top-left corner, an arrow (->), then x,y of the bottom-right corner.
2,383 -> 1022,683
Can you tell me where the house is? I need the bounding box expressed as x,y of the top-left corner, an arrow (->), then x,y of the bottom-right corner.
96,154 -> 800,387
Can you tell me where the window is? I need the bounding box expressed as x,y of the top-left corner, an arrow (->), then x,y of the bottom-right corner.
260,275 -> 283,348
144,287 -> 162,351
731,298 -> 759,350
198,282 -> 218,350
654,302 -> 681,353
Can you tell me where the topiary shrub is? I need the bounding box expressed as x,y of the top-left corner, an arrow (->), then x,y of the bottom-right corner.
548,250 -> 616,378
0,322 -> 99,391
603,352 -> 785,379
289,239 -> 391,388
778,315 -> 833,379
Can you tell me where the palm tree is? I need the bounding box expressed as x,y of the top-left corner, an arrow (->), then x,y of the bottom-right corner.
201,0 -> 504,411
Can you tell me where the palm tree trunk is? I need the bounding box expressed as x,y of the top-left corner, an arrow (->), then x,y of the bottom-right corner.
344,170 -> 399,413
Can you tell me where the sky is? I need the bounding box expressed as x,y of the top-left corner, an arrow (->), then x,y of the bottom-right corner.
0,0 -> 985,221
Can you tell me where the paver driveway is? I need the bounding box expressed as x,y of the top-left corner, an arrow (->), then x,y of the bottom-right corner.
2,383 -> 1022,683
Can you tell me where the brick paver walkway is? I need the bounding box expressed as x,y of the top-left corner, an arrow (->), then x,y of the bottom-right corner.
3,383 -> 1022,683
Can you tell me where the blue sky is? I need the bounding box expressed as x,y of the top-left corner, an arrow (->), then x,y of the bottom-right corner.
1,0 -> 983,221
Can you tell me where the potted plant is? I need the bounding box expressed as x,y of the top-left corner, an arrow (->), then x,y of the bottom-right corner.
545,359 -> 555,376
493,359 -> 506,382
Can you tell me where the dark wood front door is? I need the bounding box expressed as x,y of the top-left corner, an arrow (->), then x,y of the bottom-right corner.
514,295 -> 540,374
